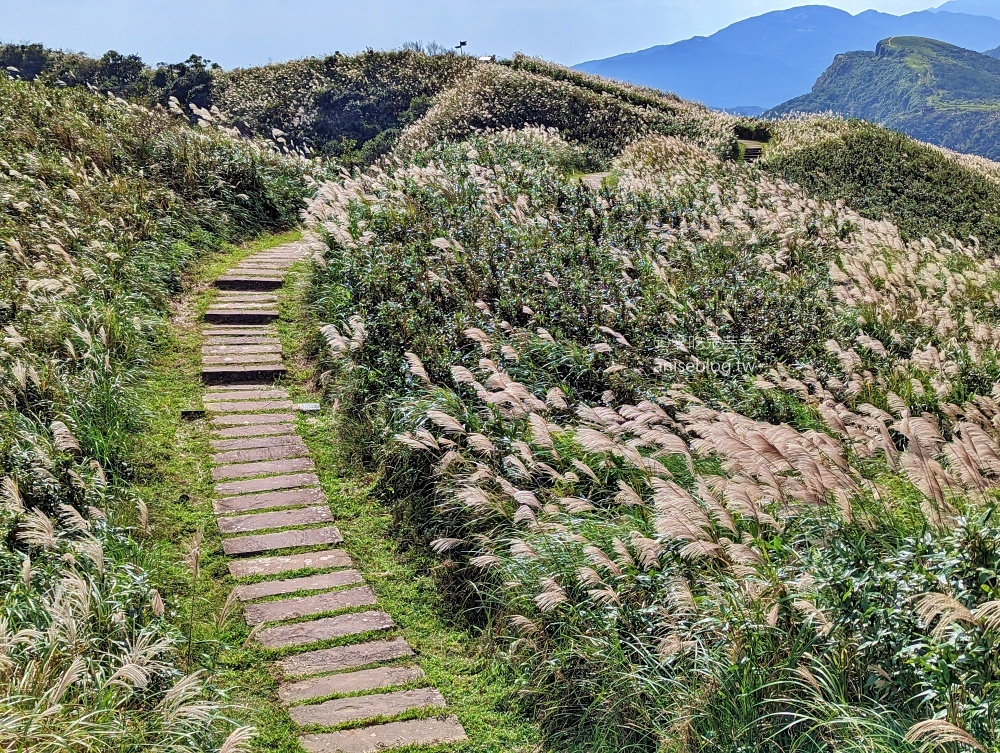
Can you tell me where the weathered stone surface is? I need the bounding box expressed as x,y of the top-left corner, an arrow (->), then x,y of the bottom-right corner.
204,389 -> 289,403
279,666 -> 425,704
213,422 -> 296,439
215,472 -> 320,496
203,326 -> 275,337
278,638 -> 413,679
298,717 -> 467,753
205,400 -> 294,414
228,548 -> 351,579
256,610 -> 393,649
202,364 -> 286,385
295,403 -> 322,412
203,344 -> 283,355
214,486 -> 326,514
211,412 -> 295,426
203,353 -> 283,365
290,688 -> 445,727
217,505 -> 332,534
235,570 -> 363,601
210,433 -> 303,450
211,442 -> 307,464
221,525 -> 342,556
204,309 -> 280,325
215,276 -> 283,291
215,292 -> 279,300
208,302 -> 280,310
243,586 -> 376,625
212,456 -> 315,481
206,382 -> 280,390
205,337 -> 281,347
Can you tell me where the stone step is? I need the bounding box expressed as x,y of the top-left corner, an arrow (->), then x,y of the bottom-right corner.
236,570 -> 364,601
244,586 -> 377,625
208,302 -> 280,310
299,717 -> 467,753
290,687 -> 445,727
205,399 -> 295,414
206,382 -> 282,391
217,505 -> 333,535
212,456 -> 315,481
202,364 -> 287,385
214,486 -> 327,515
213,422 -> 297,439
257,610 -> 394,649
215,276 -> 284,291
203,326 -> 276,337
203,353 -> 284,365
211,412 -> 296,426
279,666 -> 425,705
221,524 -> 342,556
204,309 -> 280,325
229,548 -> 352,579
215,472 -> 321,496
210,432 -> 305,450
205,336 -> 281,346
278,637 -> 413,678
212,441 -> 308,464
203,344 -> 284,355
204,389 -> 290,403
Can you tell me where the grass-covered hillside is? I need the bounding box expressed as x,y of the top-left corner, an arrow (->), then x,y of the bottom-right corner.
305,72 -> 1000,753
770,37 -> 1000,159
0,73 -> 306,751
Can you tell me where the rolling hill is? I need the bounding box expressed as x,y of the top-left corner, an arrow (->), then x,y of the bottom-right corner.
573,4 -> 1000,111
769,36 -> 1000,159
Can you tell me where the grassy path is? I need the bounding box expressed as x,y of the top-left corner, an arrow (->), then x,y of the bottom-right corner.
130,232 -> 543,753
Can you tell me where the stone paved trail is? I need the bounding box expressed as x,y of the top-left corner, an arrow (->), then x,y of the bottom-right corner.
200,242 -> 467,752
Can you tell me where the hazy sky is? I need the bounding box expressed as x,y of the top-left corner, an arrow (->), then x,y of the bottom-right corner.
2,0 -> 943,67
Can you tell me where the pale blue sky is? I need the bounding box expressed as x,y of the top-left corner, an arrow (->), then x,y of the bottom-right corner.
2,0 -> 942,67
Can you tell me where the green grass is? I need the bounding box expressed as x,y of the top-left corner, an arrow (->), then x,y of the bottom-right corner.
131,230 -> 543,753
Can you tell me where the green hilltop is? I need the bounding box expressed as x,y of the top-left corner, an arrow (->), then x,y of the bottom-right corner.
770,36 -> 1000,158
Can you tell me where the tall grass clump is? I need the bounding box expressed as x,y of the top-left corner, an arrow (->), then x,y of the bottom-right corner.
0,72 -> 306,751
307,125 -> 1000,751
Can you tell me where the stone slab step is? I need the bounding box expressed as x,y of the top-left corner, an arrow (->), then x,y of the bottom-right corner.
204,389 -> 289,403
214,486 -> 327,515
212,441 -> 308,464
212,456 -> 315,481
203,326 -> 276,337
205,399 -> 294,414
236,570 -> 364,601
208,302 -> 280,310
299,717 -> 467,753
205,309 -> 280,325
211,412 -> 296,426
215,276 -> 284,291
217,505 -> 333,534
278,638 -> 412,679
216,472 -> 320,496
244,586 -> 376,625
210,433 -> 304,450
205,337 -> 281,347
206,382 -> 282,391
202,364 -> 286,385
221,524 -> 342,556
203,353 -> 283,366
229,548 -> 352,579
203,344 -> 283,355
290,687 -> 445,727
280,666 -> 425,705
213,422 -> 297,439
257,610 -> 393,649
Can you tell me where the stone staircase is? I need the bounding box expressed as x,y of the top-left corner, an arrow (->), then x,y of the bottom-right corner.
739,139 -> 764,162
199,242 -> 468,752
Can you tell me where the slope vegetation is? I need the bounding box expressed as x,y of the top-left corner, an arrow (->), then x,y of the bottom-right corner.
0,74 -> 305,751
771,36 -> 1000,159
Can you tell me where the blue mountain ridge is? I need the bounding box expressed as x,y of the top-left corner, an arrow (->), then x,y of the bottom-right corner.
573,4 -> 1000,110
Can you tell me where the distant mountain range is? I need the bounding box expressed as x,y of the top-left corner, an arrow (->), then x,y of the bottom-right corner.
769,36 -> 1000,159
574,4 -> 1000,111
